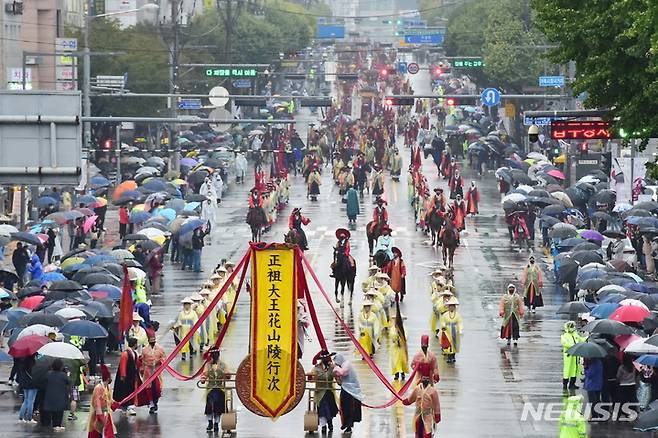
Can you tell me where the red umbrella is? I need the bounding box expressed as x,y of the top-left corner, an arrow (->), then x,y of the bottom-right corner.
609,306 -> 650,323
84,215 -> 98,233
8,334 -> 49,357
614,334 -> 643,350
19,295 -> 45,310
547,169 -> 566,180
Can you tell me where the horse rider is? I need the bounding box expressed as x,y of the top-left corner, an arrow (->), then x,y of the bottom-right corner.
430,188 -> 447,211
369,198 -> 388,234
374,225 -> 395,260
332,228 -> 356,276
289,207 -> 311,251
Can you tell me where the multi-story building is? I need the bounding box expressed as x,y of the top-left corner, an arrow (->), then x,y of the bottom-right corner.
1,0 -> 26,88
20,0 -> 64,90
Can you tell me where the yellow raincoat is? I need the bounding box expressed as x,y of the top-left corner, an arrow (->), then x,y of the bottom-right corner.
174,308 -> 200,354
358,308 -> 380,356
440,310 -> 463,354
390,324 -> 409,375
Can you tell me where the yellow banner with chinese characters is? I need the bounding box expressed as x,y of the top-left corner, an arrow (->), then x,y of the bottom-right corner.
250,248 -> 298,418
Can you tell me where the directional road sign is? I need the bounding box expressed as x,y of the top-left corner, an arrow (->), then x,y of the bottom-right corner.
480,88 -> 501,107
404,34 -> 444,44
538,76 -> 565,87
398,61 -> 407,74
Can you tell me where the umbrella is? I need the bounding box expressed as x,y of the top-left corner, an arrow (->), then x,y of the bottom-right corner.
8,334 -> 50,357
110,248 -> 134,260
123,233 -> 149,241
183,202 -> 201,211
37,342 -> 85,360
181,157 -> 198,167
19,312 -> 67,328
113,180 -> 138,200
579,230 -> 604,241
41,272 -> 66,282
590,303 -> 621,319
542,205 -> 566,217
571,250 -> 603,266
81,301 -> 113,319
583,319 -> 634,335
591,211 -> 613,222
54,308 -> 87,320
77,195 -> 97,206
165,198 -> 186,213
179,218 -> 206,235
557,259 -> 580,283
140,227 -> 167,239
90,175 -> 110,188
625,339 -> 658,355
501,193 -> 526,204
549,223 -> 578,239
156,208 -> 176,222
599,293 -> 628,304
16,324 -> 58,339
19,295 -> 45,310
635,201 -> 658,211
0,224 -> 19,234
100,263 -> 123,278
602,229 -> 625,239
592,190 -> 617,205
580,278 -> 610,291
619,298 -> 649,310
80,272 -> 121,287
605,260 -> 632,273
567,342 -> 608,358
609,305 -> 651,323
626,283 -> 658,294
36,196 -> 58,208
539,216 -> 561,227
185,193 -> 208,202
550,191 -> 573,207
558,237 -> 586,248
10,231 -> 43,246
60,320 -> 108,338
88,284 -> 121,301
546,169 -> 566,180
572,242 -> 601,252
49,280 -> 83,291
129,210 -> 152,224
556,301 -> 592,314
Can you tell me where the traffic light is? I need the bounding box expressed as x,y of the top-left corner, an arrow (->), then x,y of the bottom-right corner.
579,142 -> 589,154
445,98 -> 456,106
434,67 -> 442,76
102,139 -> 112,150
380,68 -> 388,77
385,97 -> 415,106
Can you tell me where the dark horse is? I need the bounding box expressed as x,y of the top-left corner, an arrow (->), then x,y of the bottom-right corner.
366,221 -> 384,256
246,206 -> 267,242
332,247 -> 356,304
426,205 -> 446,247
440,219 -> 460,268
284,228 -> 305,250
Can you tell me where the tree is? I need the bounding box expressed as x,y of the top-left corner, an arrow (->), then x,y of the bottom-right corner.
532,0 -> 658,150
441,0 -> 546,92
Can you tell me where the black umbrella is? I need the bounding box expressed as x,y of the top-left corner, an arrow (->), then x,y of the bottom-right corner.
185,193 -> 208,202
61,248 -> 88,262
32,356 -> 84,389
528,189 -> 550,198
539,216 -> 561,227
564,187 -> 589,206
558,259 -> 580,283
580,277 -> 610,290
571,250 -> 604,266
583,319 -> 634,336
556,301 -> 592,314
643,314 -> 658,334
575,182 -> 596,195
602,229 -> 626,239
573,242 -> 601,252
634,408 -> 658,432
509,169 -> 533,185
527,197 -> 561,207
123,233 -> 149,241
635,201 -> 658,211
49,280 -> 83,291
81,301 -> 113,319
11,232 -> 43,246
624,208 -> 651,218
100,263 -> 124,278
72,267 -> 110,283
542,204 -> 566,217
567,342 -> 608,358
17,285 -> 44,299
592,190 -> 617,204
47,290 -> 92,302
19,312 -> 67,328
591,211 -> 613,222
80,272 -> 121,287
187,170 -> 209,186
549,224 -> 578,239
123,259 -> 143,269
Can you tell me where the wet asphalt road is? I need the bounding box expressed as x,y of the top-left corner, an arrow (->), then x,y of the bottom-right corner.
0,73 -> 645,437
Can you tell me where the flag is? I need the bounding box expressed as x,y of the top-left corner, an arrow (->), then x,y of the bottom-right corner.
413,146 -> 422,171
118,264 -> 133,339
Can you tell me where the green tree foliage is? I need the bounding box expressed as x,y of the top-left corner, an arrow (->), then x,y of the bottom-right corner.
442,0 -> 545,92
532,0 -> 658,148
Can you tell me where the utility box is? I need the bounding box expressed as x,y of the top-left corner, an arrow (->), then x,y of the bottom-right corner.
0,91 -> 82,185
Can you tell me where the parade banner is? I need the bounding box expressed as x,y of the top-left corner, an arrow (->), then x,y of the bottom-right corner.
250,247 -> 298,418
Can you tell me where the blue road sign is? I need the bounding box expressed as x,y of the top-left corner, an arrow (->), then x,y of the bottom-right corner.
404,34 -> 444,44
538,76 -> 565,87
398,62 -> 408,74
178,99 -> 202,110
523,116 -> 566,126
480,88 -> 501,107
232,79 -> 252,89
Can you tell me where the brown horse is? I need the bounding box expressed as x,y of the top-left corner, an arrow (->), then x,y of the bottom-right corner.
440,219 -> 460,268
366,221 -> 384,255
246,206 -> 267,242
426,206 -> 445,247
284,228 -> 305,251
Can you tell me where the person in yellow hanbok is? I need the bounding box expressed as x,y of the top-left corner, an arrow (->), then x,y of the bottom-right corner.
333,157 -> 345,181
357,298 -> 380,357
199,288 -> 217,345
361,265 -> 380,293
374,272 -> 395,327
191,293 -> 208,347
390,302 -> 409,380
430,290 -> 454,336
172,297 -> 200,360
440,297 -> 463,363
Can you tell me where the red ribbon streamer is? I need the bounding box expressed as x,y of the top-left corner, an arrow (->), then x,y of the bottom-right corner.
115,249 -> 252,407
164,258 -> 250,380
298,255 -> 327,351
299,249 -> 416,407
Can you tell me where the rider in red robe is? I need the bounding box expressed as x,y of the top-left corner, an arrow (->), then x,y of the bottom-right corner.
248,188 -> 262,208
465,181 -> 480,215
370,198 -> 388,233
452,195 -> 467,231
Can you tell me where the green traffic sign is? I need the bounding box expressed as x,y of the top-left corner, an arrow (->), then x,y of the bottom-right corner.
205,68 -> 258,78
452,59 -> 485,68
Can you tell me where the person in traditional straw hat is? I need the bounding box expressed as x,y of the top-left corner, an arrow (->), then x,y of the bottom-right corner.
172,297 -> 199,360
361,264 -> 380,293
200,347 -> 229,433
128,312 -> 148,353
191,293 -> 208,347
311,350 -> 339,433
440,297 -> 463,363
357,298 -> 380,357
431,290 -> 454,336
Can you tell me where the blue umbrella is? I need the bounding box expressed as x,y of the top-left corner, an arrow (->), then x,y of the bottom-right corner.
157,208 -> 176,222
183,201 -> 201,211
179,218 -> 206,235
558,237 -> 585,248
1,307 -> 30,331
41,272 -> 66,282
635,355 -> 658,368
83,254 -> 116,266
88,284 -> 121,301
590,303 -> 621,319
60,320 -> 108,338
62,263 -> 85,273
142,180 -> 169,192
599,293 -> 627,304
625,283 -> 658,294
165,198 -> 186,212
90,176 -> 110,188
77,195 -> 97,206
129,211 -> 152,224
37,196 -> 58,208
